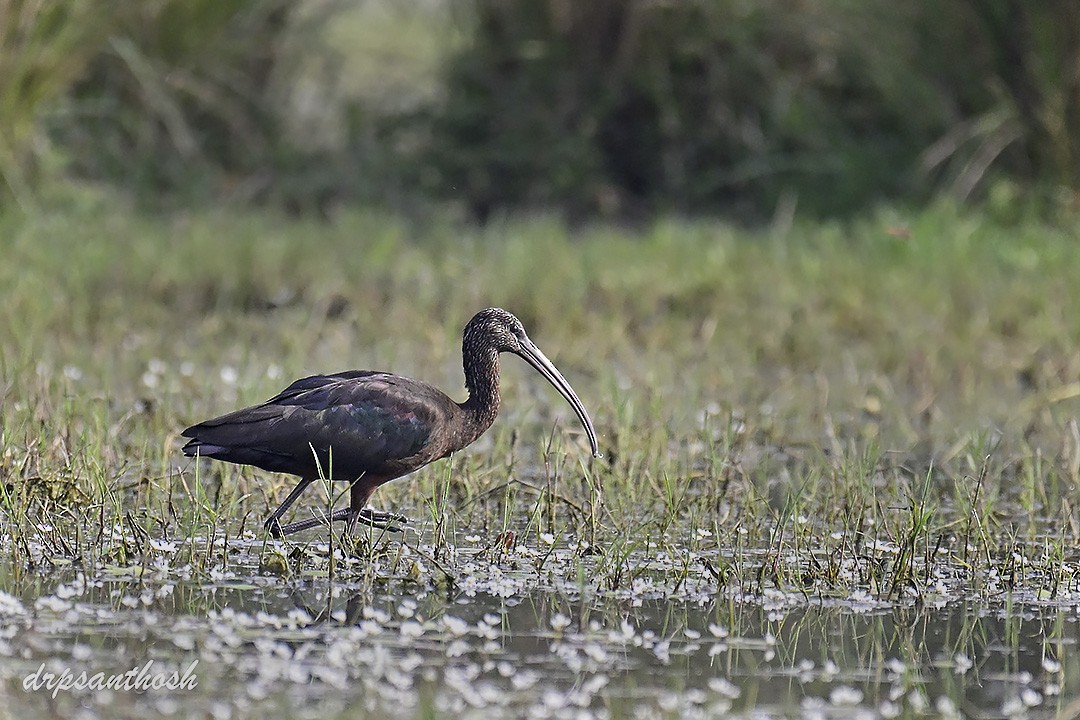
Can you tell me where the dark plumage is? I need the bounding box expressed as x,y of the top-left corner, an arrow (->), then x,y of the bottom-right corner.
182,308 -> 600,537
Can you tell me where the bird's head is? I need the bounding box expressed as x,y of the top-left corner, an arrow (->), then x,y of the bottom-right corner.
462,307 -> 601,457
464,307 -> 528,354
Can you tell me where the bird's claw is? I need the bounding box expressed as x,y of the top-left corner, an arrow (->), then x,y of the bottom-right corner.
356,507 -> 409,533
264,507 -> 409,537
265,516 -> 286,538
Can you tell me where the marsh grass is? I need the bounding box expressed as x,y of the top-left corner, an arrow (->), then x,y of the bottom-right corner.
1,199 -> 1080,606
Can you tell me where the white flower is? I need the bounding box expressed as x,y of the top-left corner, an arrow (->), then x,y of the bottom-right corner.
829,686 -> 863,705
443,616 -> 470,637
708,677 -> 741,699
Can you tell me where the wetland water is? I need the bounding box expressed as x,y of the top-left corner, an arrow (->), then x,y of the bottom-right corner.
1,528 -> 1076,719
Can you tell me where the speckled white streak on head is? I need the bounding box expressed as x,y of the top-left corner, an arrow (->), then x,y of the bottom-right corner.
463,307 -> 527,355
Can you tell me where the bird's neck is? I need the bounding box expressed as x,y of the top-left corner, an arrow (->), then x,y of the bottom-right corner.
459,345 -> 501,444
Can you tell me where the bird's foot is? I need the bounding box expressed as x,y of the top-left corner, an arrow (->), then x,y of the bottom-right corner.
264,507 -> 408,537
355,507 -> 409,533
267,507 -> 354,537
264,516 -> 286,539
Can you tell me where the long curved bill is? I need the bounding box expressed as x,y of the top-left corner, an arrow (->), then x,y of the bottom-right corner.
516,337 -> 601,457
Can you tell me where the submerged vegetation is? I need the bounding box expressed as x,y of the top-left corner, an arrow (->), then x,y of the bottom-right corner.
0,201 -> 1079,714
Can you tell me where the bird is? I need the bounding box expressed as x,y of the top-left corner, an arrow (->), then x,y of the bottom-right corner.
181,308 -> 600,537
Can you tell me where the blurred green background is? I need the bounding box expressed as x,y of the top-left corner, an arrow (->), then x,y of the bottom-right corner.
3,0 -> 1078,222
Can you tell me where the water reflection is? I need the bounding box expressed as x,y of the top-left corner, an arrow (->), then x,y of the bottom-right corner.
0,559 -> 1074,719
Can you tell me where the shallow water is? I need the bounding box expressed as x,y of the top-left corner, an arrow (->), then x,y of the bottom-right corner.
0,527 -> 1077,719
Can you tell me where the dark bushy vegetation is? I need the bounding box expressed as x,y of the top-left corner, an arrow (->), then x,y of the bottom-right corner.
54,0 -> 309,208
1,0 -> 334,212
3,0 -> 1079,220
405,0 -> 1080,220
0,1 -> 107,207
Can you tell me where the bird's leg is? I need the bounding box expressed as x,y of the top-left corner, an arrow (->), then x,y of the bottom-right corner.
358,508 -> 409,524
264,477 -> 316,537
354,508 -> 408,531
272,507 -> 406,536
348,481 -> 409,532
266,481 -> 409,537
272,507 -> 355,537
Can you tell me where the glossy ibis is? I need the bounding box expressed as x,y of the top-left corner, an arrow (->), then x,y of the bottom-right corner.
181,308 -> 600,537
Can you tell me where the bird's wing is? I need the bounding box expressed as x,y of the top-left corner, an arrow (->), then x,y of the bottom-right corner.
182,372 -> 446,478
269,370 -> 382,400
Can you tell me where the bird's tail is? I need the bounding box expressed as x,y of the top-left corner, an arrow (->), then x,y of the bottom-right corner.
182,438 -> 228,457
